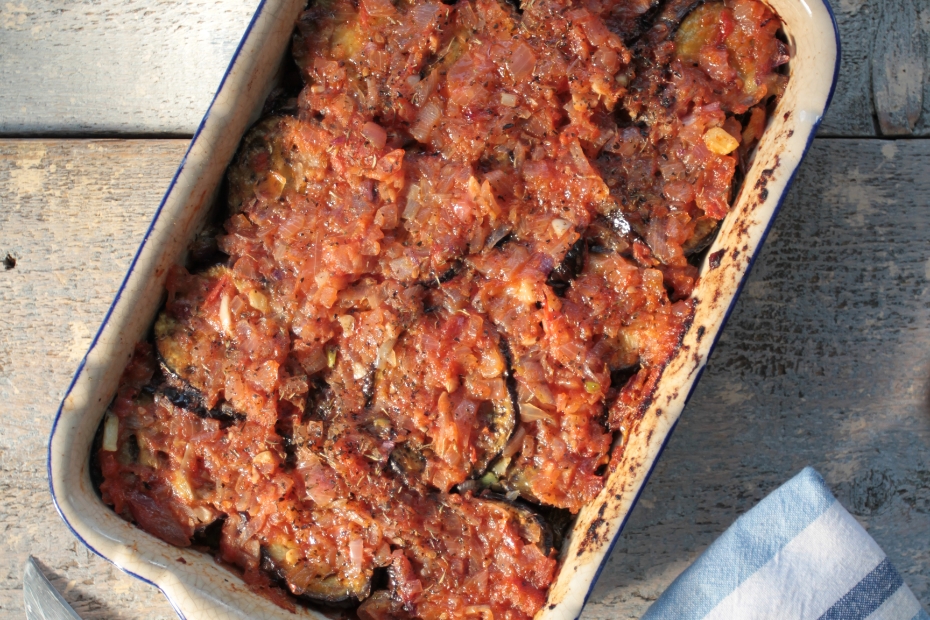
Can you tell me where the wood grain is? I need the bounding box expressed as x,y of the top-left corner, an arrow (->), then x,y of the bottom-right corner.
583,139 -> 930,618
0,0 -> 256,135
1,0 -> 928,137
1,138 -> 928,617
871,0 -> 925,135
0,140 -> 186,619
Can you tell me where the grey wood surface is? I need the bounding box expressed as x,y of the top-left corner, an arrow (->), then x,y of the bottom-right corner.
1,139 -> 928,618
0,140 -> 189,619
0,0 -> 256,135
1,0 -> 930,136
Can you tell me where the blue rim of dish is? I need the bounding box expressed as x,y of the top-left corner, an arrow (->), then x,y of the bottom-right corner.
46,0 -> 272,616
45,0 -> 843,616
574,0 -> 842,615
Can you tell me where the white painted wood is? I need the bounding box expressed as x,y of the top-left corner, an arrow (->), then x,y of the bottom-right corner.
1,0 -> 928,136
1,139 -> 928,618
0,0 -> 256,135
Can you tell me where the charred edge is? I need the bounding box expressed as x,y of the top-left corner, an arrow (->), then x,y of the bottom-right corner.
420,260 -> 463,288
191,515 -> 226,551
362,366 -> 376,409
652,0 -> 708,40
546,238 -> 586,297
626,0 -> 666,45
497,336 -> 521,430
275,415 -> 299,470
576,503 -> 610,556
537,504 -> 576,553
708,248 -> 725,270
696,325 -> 706,342
305,376 -> 335,422
684,220 -> 720,259
632,303 -> 695,420
157,379 -> 245,427
186,223 -> 230,272
262,55 -> 305,117
492,231 -> 515,250
388,443 -> 427,484
259,547 -> 372,608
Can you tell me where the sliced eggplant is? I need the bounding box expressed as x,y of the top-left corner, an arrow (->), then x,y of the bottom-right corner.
388,393 -> 515,490
156,377 -> 244,425
261,543 -> 372,607
473,493 -> 555,556
682,216 -> 719,256
472,396 -> 517,476
227,114 -> 309,215
154,266 -> 266,423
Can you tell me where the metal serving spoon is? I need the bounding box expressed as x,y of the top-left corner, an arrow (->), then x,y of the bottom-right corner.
23,557 -> 82,620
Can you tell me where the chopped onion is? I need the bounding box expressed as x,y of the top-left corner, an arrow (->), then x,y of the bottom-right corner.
338,314 -> 356,335
171,470 -> 195,503
349,538 -> 365,575
500,92 -> 518,107
410,102 -> 442,142
463,605 -> 494,620
458,479 -> 480,493
703,127 -> 740,155
376,336 -> 398,369
361,121 -> 388,150
219,293 -> 232,334
484,225 -> 512,250
519,402 -> 554,424
248,290 -> 270,314
102,413 -> 119,452
509,42 -> 536,82
402,183 -> 421,220
551,218 -> 572,237
353,362 -> 368,380
411,1 -> 439,29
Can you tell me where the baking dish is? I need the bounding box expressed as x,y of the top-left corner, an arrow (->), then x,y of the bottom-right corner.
48,0 -> 840,616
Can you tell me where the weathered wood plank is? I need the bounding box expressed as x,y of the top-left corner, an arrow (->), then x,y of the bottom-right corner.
0,0 -> 256,135
1,139 -> 928,617
871,0 -> 924,135
1,0 -> 929,137
0,139 -> 187,618
583,139 -> 930,617
807,0 -> 930,136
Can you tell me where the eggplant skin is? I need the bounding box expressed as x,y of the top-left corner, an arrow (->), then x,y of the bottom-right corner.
260,545 -> 372,607
157,366 -> 245,425
387,393 -> 515,489
474,493 -> 555,556
154,311 -> 246,424
546,238 -> 586,297
472,396 -> 516,477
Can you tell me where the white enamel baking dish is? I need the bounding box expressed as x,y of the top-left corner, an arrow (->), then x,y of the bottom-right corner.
48,0 -> 840,616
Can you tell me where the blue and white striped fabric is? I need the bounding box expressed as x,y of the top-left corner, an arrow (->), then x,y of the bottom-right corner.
644,467 -> 928,620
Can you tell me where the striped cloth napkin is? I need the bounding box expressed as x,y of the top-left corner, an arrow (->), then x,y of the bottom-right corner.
643,467 -> 928,620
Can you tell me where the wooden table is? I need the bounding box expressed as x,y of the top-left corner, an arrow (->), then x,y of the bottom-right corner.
1,1 -> 928,618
